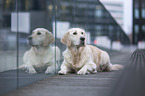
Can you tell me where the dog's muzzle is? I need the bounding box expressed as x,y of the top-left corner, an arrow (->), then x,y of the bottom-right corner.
80,37 -> 85,46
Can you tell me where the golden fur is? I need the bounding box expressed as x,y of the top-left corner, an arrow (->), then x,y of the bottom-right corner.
59,28 -> 123,75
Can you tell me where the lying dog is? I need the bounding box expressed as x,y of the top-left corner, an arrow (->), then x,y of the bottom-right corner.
22,28 -> 60,74
58,28 -> 123,75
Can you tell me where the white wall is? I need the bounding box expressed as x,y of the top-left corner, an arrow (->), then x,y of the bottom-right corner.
55,21 -> 70,39
138,41 -> 145,49
123,0 -> 133,35
95,36 -> 123,50
95,36 -> 111,49
11,12 -> 30,33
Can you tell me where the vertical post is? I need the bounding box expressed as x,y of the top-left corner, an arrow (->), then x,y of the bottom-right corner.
55,0 -> 57,74
132,0 -> 135,44
16,0 -> 19,89
52,0 -> 57,74
139,0 -> 142,42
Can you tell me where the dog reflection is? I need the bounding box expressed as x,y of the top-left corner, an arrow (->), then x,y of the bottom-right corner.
22,28 -> 60,74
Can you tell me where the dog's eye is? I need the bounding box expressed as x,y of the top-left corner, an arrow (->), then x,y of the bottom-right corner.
73,32 -> 77,35
81,32 -> 83,35
37,32 -> 41,35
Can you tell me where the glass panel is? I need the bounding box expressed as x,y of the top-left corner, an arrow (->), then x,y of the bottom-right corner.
0,0 -> 17,95
0,0 -> 60,95
18,0 -> 56,88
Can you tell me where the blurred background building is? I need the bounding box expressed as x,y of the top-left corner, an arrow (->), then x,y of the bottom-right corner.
1,0 -> 130,50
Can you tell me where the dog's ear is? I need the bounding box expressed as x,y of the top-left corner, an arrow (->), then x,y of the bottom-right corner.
43,31 -> 55,46
61,32 -> 71,46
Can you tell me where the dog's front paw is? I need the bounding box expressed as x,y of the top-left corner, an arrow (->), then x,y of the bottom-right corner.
45,67 -> 53,74
58,70 -> 67,75
26,67 -> 37,74
77,69 -> 87,75
27,69 -> 37,74
91,70 -> 97,74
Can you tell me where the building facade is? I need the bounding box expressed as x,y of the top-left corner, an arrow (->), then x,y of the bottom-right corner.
133,0 -> 145,44
56,0 -> 129,44
1,0 -> 130,45
100,0 -> 124,29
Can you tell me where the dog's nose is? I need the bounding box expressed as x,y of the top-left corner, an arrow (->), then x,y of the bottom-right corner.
80,37 -> 85,41
27,36 -> 32,40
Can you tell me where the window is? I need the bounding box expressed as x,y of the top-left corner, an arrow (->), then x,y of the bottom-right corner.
135,25 -> 139,34
142,25 -> 145,33
135,8 -> 139,19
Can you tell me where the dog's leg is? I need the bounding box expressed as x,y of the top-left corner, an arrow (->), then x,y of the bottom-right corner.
58,61 -> 71,75
25,62 -> 37,74
77,62 -> 97,75
23,51 -> 37,74
45,62 -> 58,74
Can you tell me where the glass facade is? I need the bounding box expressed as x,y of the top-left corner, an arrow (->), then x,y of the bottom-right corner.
133,0 -> 145,44
0,0 -> 130,95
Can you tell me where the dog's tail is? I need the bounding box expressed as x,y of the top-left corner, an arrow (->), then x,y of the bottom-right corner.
109,63 -> 124,71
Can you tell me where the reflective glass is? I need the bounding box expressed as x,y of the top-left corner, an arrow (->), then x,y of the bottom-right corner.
0,0 -> 133,95
0,0 -> 17,94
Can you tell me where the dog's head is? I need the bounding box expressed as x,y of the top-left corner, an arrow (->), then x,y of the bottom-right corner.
27,28 -> 54,47
61,28 -> 86,47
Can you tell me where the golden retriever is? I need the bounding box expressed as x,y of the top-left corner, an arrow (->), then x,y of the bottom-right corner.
58,28 -> 123,75
22,28 -> 60,74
